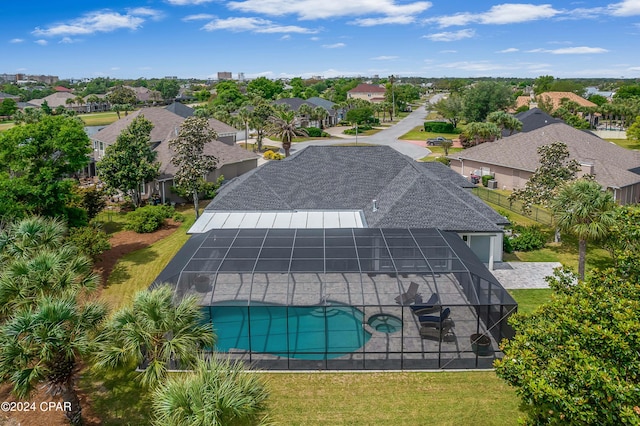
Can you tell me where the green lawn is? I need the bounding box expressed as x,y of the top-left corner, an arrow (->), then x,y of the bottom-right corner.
399,125 -> 460,141
265,371 -> 521,426
99,211 -> 195,310
508,289 -> 554,314
79,111 -> 120,126
606,138 -> 640,150
0,122 -> 15,132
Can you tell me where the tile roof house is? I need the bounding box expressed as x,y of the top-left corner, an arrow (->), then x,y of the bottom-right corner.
92,107 -> 258,203
192,146 -> 509,267
449,122 -> 640,205
347,83 -> 387,103
536,91 -> 597,111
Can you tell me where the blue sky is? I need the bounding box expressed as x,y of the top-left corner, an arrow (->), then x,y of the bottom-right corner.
2,1 -> 640,80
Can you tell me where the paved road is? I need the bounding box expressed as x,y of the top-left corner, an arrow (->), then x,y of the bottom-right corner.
285,105 -> 432,159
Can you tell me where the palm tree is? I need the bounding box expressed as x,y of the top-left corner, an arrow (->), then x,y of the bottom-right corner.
0,296 -> 107,425
313,106 -> 328,129
152,357 -> 271,426
298,103 -> 314,128
95,285 -> 215,388
86,94 -> 100,113
235,107 -> 252,150
268,110 -> 308,157
0,216 -> 66,260
551,179 -> 616,280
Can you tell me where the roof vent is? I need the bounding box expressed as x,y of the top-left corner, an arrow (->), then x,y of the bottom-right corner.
372,199 -> 378,212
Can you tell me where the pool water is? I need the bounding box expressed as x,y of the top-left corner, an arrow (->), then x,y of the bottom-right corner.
210,302 -> 371,360
367,314 -> 403,333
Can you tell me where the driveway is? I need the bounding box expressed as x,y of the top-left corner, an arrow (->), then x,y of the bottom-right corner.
285,106 -> 432,160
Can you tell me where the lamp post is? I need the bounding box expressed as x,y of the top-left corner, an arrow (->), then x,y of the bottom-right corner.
355,123 -> 358,146
389,74 -> 396,121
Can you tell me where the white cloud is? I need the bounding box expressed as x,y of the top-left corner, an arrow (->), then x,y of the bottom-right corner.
128,7 -> 164,21
439,61 -> 515,72
59,37 -> 78,44
322,42 -> 346,48
497,47 -> 519,53
429,4 -> 560,27
371,55 -> 398,60
202,17 -> 317,33
280,35 -> 291,40
439,49 -> 457,53
111,67 -> 120,70
351,15 -> 416,26
310,36 -> 320,41
182,14 -> 215,22
9,38 -> 24,43
32,10 -> 151,37
34,39 -> 48,45
423,29 -> 475,42
166,0 -> 214,5
609,0 -> 640,16
228,0 -> 432,20
528,46 -> 609,54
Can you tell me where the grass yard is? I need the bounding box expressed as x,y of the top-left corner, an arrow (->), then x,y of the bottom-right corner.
606,138 -> 640,150
508,289 -> 554,315
98,211 -> 195,309
0,122 -> 15,132
399,125 -> 460,141
265,371 -> 521,426
79,111 -> 121,126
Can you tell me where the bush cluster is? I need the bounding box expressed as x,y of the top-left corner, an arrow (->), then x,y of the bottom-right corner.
482,175 -> 493,187
435,157 -> 450,166
303,127 -> 330,138
424,121 -> 455,133
263,150 -> 284,160
124,205 -> 175,233
343,125 -> 373,135
67,222 -> 111,261
508,225 -> 547,251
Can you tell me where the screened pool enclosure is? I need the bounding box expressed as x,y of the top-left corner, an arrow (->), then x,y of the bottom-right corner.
154,228 -> 517,370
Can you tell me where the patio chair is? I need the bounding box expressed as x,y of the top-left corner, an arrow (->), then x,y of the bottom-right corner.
409,293 -> 440,315
420,319 -> 456,341
418,307 -> 451,328
394,281 -> 419,305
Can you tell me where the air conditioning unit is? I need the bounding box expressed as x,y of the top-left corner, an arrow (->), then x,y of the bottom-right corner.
487,180 -> 498,189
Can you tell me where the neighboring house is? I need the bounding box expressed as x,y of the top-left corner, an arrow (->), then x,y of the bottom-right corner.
29,92 -> 82,112
0,92 -> 20,102
536,91 -> 597,111
91,106 -> 258,203
53,86 -> 73,93
347,83 -> 386,103
500,107 -> 562,137
274,97 -> 340,128
190,146 -> 510,268
449,122 -> 640,205
306,97 -> 343,126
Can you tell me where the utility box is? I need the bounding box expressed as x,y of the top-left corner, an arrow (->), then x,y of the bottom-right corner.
487,180 -> 498,189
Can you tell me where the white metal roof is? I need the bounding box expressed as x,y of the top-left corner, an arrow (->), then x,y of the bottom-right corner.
188,210 -> 366,233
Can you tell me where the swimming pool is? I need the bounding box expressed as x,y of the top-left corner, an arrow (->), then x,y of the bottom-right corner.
209,302 -> 371,360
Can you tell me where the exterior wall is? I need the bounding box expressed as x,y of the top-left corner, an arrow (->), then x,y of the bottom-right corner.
217,134 -> 236,146
458,232 -> 504,267
347,92 -> 385,103
450,159 -> 532,190
614,183 -> 640,205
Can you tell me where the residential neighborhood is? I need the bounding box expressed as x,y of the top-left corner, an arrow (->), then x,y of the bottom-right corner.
2,3 -> 640,420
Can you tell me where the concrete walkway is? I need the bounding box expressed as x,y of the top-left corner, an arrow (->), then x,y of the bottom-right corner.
491,262 -> 562,289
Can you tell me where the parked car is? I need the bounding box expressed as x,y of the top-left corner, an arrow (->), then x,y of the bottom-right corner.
426,136 -> 452,146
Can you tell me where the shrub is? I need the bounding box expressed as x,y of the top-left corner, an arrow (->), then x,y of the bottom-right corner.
304,127 -> 324,137
263,150 -> 284,160
424,121 -> 454,133
509,225 -> 547,251
124,205 -> 175,233
67,222 -> 111,261
482,175 -> 493,187
435,156 -> 450,166
343,125 -> 373,135
503,234 -> 514,254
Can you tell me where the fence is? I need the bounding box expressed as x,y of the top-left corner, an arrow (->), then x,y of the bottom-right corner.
472,187 -> 554,226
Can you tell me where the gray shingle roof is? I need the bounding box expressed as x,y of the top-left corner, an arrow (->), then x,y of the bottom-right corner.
207,146 -> 506,232
274,97 -> 317,112
451,122 -> 640,189
164,102 -> 194,118
93,107 -> 257,180
306,97 -> 337,111
514,107 -> 562,133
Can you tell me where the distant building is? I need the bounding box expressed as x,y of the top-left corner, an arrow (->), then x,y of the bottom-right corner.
0,74 -> 17,83
237,72 -> 245,82
347,83 -> 386,103
218,72 -> 232,81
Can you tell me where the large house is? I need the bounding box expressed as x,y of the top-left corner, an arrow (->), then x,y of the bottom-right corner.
449,122 -> 640,205
515,91 -> 597,112
154,145 -> 517,370
91,106 -> 258,203
273,97 -> 342,128
347,83 -> 386,103
190,145 -> 509,267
